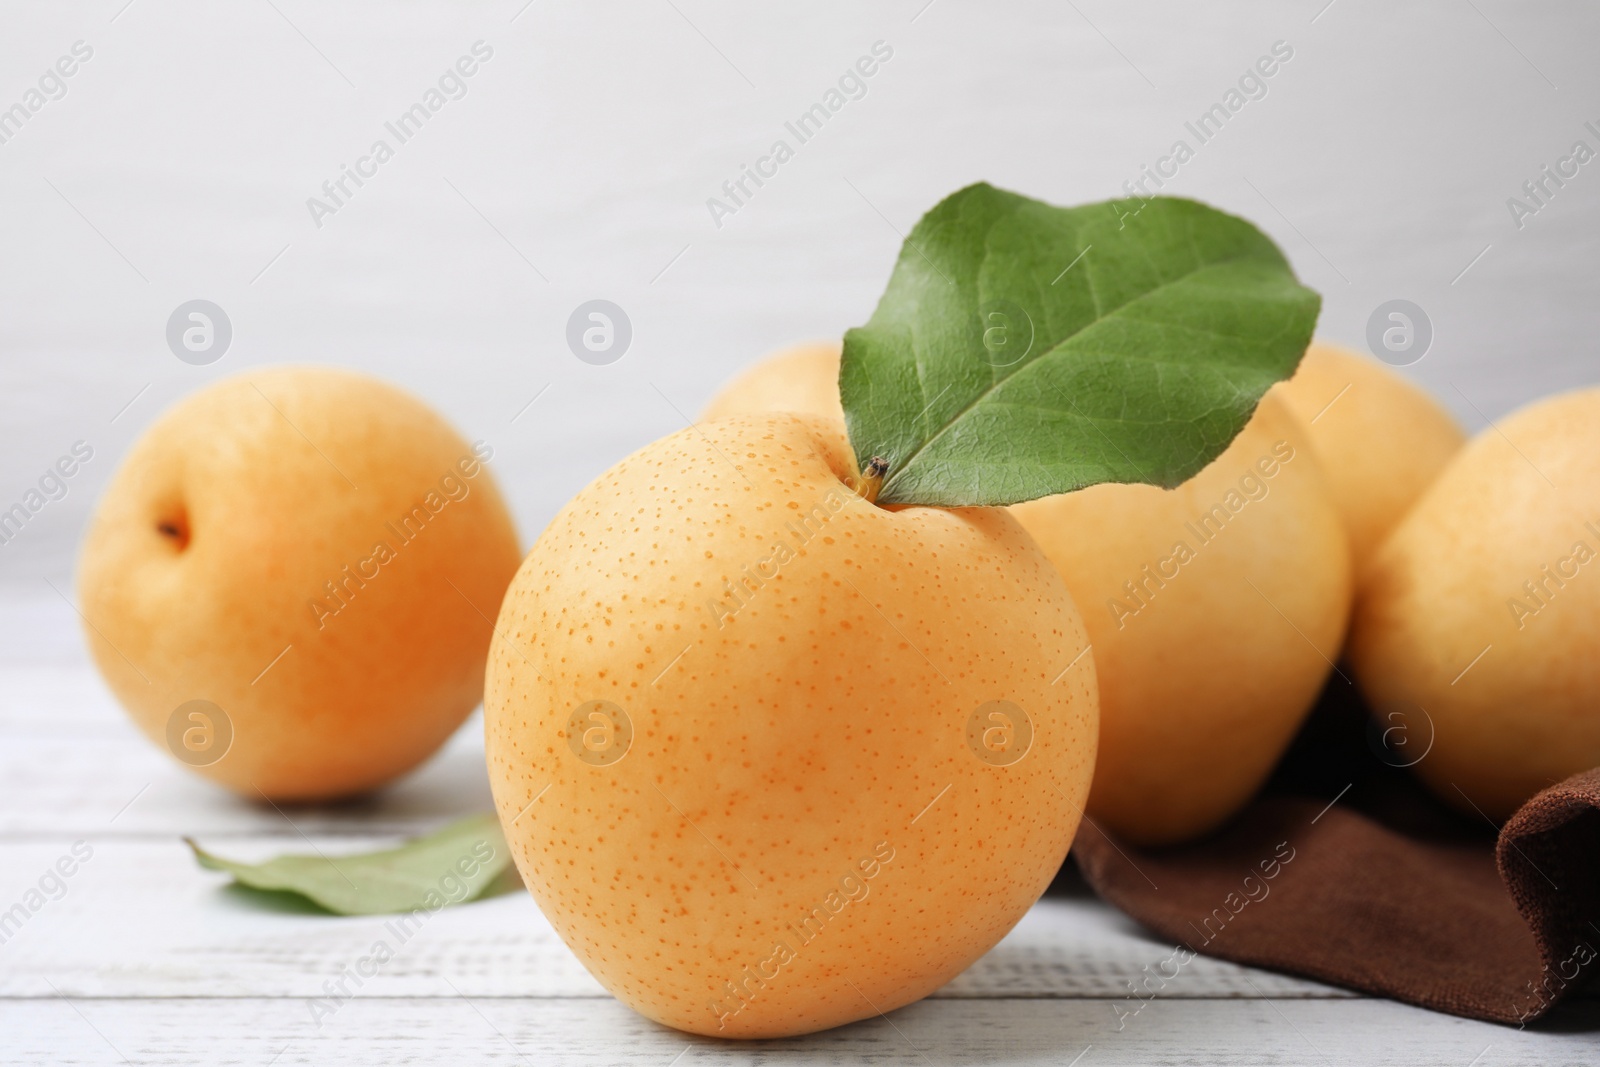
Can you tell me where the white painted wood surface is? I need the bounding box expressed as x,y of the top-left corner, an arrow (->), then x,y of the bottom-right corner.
8,999 -> 1599,1067
2,587 -> 1596,1064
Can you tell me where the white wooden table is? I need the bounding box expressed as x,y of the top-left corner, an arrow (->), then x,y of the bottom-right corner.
3,588 -> 1595,1066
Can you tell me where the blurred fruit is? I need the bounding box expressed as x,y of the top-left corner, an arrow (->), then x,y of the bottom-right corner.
1012,392 -> 1351,845
702,341 -> 842,424
78,366 -> 522,800
485,414 -> 1097,1037
1350,388 -> 1600,819
1274,342 -> 1464,574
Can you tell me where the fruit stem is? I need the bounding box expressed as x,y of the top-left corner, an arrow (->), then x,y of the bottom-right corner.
855,457 -> 889,505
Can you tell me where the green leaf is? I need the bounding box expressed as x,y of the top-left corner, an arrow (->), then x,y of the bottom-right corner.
840,183 -> 1321,507
187,813 -> 517,916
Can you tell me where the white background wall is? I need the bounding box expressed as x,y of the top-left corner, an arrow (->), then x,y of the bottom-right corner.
2,0 -> 1596,583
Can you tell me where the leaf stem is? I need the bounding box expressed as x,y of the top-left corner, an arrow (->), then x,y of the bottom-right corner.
854,457 -> 889,505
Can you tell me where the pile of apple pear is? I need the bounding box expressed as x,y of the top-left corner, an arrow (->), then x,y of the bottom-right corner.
77,185 -> 1600,1040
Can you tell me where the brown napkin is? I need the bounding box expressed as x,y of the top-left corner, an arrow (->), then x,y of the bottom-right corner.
1070,679 -> 1600,1025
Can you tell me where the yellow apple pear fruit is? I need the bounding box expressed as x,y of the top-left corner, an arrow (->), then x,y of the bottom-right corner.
484,414 -> 1097,1037
78,366 -> 523,800
704,345 -> 1351,846
1349,388 -> 1600,820
1274,342 -> 1466,573
1010,392 -> 1351,845
702,341 -> 843,423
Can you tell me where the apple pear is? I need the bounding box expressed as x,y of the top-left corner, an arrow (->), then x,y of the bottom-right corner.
703,346 -> 1351,845
1349,388 -> 1600,819
1274,342 -> 1465,574
702,341 -> 843,425
77,366 -> 523,800
484,414 -> 1097,1037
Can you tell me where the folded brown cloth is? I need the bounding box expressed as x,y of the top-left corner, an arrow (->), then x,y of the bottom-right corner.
1070,678 -> 1600,1025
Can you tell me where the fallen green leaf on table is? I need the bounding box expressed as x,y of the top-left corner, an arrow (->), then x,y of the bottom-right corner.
187,813 -> 517,916
840,182 -> 1321,507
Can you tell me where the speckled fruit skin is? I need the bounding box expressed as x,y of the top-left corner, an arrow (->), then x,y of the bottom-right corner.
77,366 -> 523,800
1275,342 -> 1465,575
1350,388 -> 1600,820
703,348 -> 1352,847
484,414 -> 1097,1038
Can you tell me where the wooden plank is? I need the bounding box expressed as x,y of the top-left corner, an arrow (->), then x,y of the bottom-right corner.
5,995 -> 1595,1066
0,662 -> 120,733
0,730 -> 499,839
0,838 -> 1348,1002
